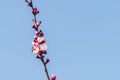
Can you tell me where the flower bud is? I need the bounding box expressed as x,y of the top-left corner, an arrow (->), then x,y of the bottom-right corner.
32,8 -> 39,15
28,2 -> 32,7
32,24 -> 36,29
39,30 -> 44,37
45,58 -> 50,64
36,21 -> 41,27
51,74 -> 56,80
41,50 -> 47,54
38,50 -> 42,54
32,21 -> 41,29
35,31 -> 39,36
35,54 -> 41,59
34,35 -> 38,40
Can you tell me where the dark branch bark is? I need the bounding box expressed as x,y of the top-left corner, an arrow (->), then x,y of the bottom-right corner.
41,57 -> 50,80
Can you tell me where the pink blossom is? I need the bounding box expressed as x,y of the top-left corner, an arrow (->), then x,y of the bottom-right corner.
37,37 -> 46,44
25,1 -> 54,80
34,42 -> 40,47
40,44 -> 47,51
32,46 -> 39,54
32,39 -> 37,46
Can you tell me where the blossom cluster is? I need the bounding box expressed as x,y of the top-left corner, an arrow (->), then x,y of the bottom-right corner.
32,30 -> 47,59
25,0 -> 47,58
25,0 -> 56,80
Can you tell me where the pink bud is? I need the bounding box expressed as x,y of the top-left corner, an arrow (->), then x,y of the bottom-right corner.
51,74 -> 56,80
33,39 -> 37,43
41,50 -> 47,54
34,35 -> 38,40
35,54 -> 40,59
32,21 -> 41,29
39,30 -> 44,37
32,24 -> 36,28
37,50 -> 42,55
28,2 -> 32,7
40,40 -> 46,44
32,8 -> 39,15
45,58 -> 50,64
43,50 -> 47,54
35,31 -> 39,36
36,21 -> 41,27
32,40 -> 37,46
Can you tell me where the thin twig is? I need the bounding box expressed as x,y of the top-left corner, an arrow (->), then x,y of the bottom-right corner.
25,0 -> 50,80
41,57 -> 50,80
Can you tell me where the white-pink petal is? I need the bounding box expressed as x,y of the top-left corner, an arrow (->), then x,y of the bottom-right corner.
32,41 -> 35,45
32,46 -> 39,54
40,44 -> 47,51
37,37 -> 46,43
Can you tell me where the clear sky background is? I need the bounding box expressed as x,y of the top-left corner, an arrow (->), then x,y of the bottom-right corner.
0,0 -> 120,80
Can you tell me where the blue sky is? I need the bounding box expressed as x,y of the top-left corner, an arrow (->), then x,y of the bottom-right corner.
0,0 -> 120,80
